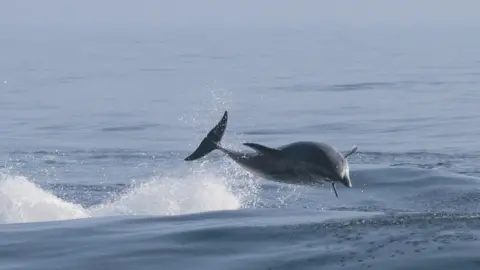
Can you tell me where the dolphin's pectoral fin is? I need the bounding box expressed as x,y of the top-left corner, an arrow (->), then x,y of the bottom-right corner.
344,145 -> 359,158
332,183 -> 339,198
243,143 -> 282,157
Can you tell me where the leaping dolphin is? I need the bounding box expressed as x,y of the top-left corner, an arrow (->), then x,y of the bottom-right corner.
184,111 -> 358,198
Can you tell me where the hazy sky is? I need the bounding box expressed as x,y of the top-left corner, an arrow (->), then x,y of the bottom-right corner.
1,0 -> 480,28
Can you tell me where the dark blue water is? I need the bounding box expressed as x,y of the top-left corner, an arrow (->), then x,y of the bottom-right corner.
1,26 -> 480,269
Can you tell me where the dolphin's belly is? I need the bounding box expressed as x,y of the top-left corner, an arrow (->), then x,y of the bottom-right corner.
261,170 -> 331,185
232,154 -> 331,186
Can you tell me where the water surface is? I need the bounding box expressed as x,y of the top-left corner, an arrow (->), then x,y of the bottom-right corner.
1,25 -> 480,269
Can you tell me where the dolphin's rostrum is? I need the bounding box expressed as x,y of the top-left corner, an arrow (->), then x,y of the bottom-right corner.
184,111 -> 358,198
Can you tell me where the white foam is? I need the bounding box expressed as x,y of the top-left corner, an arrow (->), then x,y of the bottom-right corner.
0,168 -> 252,224
0,173 -> 89,223
89,171 -> 242,217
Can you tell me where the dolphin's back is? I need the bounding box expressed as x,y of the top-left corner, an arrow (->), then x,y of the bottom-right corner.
279,141 -> 345,170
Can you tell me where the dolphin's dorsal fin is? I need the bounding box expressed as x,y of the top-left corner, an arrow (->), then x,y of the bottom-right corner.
243,143 -> 282,156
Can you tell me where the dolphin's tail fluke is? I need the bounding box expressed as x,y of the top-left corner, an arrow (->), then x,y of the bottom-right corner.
184,111 -> 228,161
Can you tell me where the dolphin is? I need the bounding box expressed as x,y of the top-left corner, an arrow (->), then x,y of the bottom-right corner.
184,111 -> 358,198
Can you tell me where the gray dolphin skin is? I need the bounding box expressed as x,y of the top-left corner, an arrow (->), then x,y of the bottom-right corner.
184,111 -> 358,198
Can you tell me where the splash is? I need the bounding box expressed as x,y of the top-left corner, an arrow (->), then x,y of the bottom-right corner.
0,167 -> 257,224
0,173 -> 89,223
90,170 -> 242,217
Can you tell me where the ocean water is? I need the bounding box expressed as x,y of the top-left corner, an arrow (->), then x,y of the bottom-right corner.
1,25 -> 480,269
